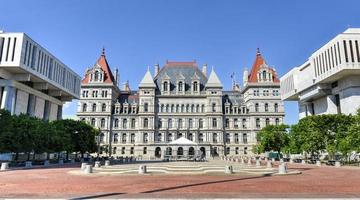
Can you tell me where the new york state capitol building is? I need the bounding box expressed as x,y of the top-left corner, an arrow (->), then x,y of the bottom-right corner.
77,49 -> 285,159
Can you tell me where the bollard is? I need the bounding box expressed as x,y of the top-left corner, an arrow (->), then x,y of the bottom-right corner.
240,158 -> 245,164
290,159 -> 294,164
1,162 -> 9,171
81,163 -> 87,171
25,161 -> 32,168
278,163 -> 288,174
58,159 -> 64,165
138,165 -> 147,174
301,160 -> 306,164
84,164 -> 93,174
256,158 -> 261,167
94,161 -> 101,168
335,161 -> 341,168
44,160 -> 50,166
266,160 -> 273,168
280,158 -> 284,163
105,160 -> 110,166
316,160 -> 321,167
271,158 -> 275,162
225,165 -> 233,174
247,158 -> 252,166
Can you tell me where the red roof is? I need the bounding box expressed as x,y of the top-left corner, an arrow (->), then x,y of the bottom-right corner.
165,60 -> 197,67
81,49 -> 115,84
248,49 -> 279,83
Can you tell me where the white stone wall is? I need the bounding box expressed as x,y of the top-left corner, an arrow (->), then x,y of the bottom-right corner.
34,97 -> 45,119
14,89 -> 29,115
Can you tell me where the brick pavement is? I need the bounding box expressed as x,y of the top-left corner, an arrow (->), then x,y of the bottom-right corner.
0,163 -> 360,198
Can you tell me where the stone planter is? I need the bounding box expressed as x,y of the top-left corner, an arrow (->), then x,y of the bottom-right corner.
301,160 -> 306,164
1,162 -> 9,171
316,160 -> 321,167
335,161 -> 341,168
105,160 -> 110,166
278,163 -> 288,174
44,160 -> 50,166
225,165 -> 233,174
94,161 -> 101,168
266,160 -> 272,168
81,163 -> 87,171
84,164 -> 93,174
25,161 -> 32,168
139,165 -> 147,174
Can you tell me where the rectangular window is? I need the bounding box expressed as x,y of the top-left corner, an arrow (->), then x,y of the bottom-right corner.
355,40 -> 360,62
337,42 -> 342,64
5,37 -> 11,62
349,40 -> 355,62
0,37 -> 4,62
212,118 -> 217,128
27,43 -> 32,66
334,44 -> 338,66
23,40 -> 28,64
343,40 -> 349,63
330,46 -> 335,69
11,37 -> 16,61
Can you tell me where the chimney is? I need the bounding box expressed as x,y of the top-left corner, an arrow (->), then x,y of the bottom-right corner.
243,68 -> 249,86
202,64 -> 207,77
115,68 -> 119,86
154,63 -> 160,76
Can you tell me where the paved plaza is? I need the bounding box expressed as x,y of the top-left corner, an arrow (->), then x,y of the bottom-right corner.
0,161 -> 360,198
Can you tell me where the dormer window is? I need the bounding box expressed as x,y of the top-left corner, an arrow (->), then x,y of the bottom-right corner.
178,81 -> 183,92
193,81 -> 198,92
92,103 -> 97,112
163,81 -> 168,92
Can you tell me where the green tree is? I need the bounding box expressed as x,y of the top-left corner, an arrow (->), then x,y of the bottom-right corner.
256,124 -> 290,158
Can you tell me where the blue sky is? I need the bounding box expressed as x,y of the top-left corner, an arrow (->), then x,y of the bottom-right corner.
1,0 -> 360,124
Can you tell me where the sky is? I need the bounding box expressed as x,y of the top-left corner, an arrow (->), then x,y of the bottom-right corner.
1,0 -> 360,124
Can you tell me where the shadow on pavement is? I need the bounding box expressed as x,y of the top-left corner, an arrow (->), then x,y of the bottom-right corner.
69,192 -> 125,199
141,174 -> 271,194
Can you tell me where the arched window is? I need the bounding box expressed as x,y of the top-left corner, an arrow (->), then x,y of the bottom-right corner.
82,103 -> 87,112
256,118 -> 260,128
234,133 -> 239,143
212,103 -> 216,112
130,133 -> 135,144
199,119 -> 204,128
191,105 -> 194,112
102,103 -> 106,112
143,118 -> 149,128
188,133 -> 194,141
157,133 -> 162,142
255,103 -> 259,112
201,105 -> 205,113
143,133 -> 148,143
265,103 -> 268,112
94,71 -> 100,81
275,118 -> 280,125
186,104 -> 189,112
244,147 -> 248,154
91,118 -> 96,126
266,118 -> 270,126
114,118 -> 119,128
193,81 -> 198,92
243,133 -> 248,144
99,132 -> 105,143
213,133 -> 218,143
113,147 -> 117,154
144,103 -> 149,112
226,133 -> 230,143
199,133 -> 204,143
263,70 -> 267,80
178,81 -> 183,92
168,119 -> 172,128
163,81 -> 168,92
177,147 -> 183,156
171,104 -> 174,113
100,118 -> 105,128
196,105 -> 199,112
161,104 -> 164,112
167,133 -> 173,142
274,103 -> 279,112
122,119 -> 127,129
113,133 -> 118,144
143,147 -> 147,154
122,133 -> 127,143
92,103 -> 97,112
235,147 -> 239,154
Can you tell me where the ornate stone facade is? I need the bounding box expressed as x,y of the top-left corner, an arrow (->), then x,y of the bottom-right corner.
77,49 -> 284,159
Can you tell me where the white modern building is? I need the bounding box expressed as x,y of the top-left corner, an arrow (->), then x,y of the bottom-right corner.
0,31 -> 81,120
281,28 -> 360,119
77,49 -> 285,159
